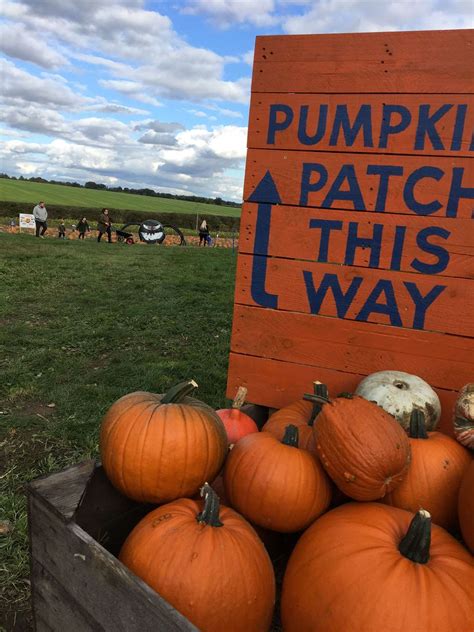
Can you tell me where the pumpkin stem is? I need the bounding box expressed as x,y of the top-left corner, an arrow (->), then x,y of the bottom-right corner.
305,382 -> 329,426
398,509 -> 431,564
232,386 -> 248,410
197,483 -> 223,527
303,383 -> 331,411
409,409 -> 429,439
161,380 -> 198,404
281,424 -> 299,447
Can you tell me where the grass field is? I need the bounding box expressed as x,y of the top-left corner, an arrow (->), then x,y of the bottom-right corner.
0,233 -> 237,630
0,179 -> 241,217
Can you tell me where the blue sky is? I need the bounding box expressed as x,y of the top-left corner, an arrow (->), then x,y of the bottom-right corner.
1,0 -> 472,201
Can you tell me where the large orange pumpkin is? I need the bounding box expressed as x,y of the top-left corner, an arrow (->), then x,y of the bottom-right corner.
262,382 -> 328,452
120,484 -> 275,632
281,503 -> 474,632
224,425 -> 332,532
312,393 -> 411,500
100,380 -> 227,503
458,460 -> 474,553
383,409 -> 472,530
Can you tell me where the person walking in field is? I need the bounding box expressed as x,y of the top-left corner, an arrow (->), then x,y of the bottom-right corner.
58,221 -> 66,239
77,217 -> 90,240
97,208 -> 112,243
198,219 -> 209,246
33,201 -> 48,238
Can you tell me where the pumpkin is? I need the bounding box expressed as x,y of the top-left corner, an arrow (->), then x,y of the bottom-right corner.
383,409 -> 472,530
312,393 -> 411,500
261,382 -> 328,452
453,384 -> 474,449
224,425 -> 332,532
458,460 -> 474,553
100,380 -> 227,503
215,386 -> 259,445
120,484 -> 275,632
355,370 -> 441,431
281,504 -> 474,632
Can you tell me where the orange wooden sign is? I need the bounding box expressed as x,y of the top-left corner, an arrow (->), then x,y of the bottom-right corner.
228,30 -> 474,434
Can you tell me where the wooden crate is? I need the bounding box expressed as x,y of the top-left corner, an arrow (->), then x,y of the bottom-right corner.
28,405 -> 290,631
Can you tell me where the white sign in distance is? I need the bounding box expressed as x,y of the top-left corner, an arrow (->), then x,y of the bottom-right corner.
19,213 -> 36,229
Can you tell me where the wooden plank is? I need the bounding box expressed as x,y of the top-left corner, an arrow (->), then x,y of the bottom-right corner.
243,149 -> 474,218
235,254 -> 474,337
252,30 -> 474,93
28,495 -> 197,631
226,353 -> 457,436
239,203 -> 474,279
248,93 -> 474,157
231,304 -> 473,391
32,561 -> 102,631
28,460 -> 96,521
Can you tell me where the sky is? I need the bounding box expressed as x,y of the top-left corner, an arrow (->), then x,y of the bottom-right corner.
0,1 -> 473,202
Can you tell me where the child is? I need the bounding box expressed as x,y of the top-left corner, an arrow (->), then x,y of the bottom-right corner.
77,217 -> 90,240
58,221 -> 66,239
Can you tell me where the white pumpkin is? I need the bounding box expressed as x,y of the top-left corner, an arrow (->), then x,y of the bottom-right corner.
355,370 -> 441,431
453,384 -> 474,450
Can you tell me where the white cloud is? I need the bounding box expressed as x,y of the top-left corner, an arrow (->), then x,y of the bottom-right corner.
282,0 -> 474,34
182,0 -> 278,27
0,22 -> 67,68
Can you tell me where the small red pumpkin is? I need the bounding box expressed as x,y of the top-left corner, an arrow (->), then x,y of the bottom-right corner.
281,504 -> 474,632
100,380 -> 227,503
120,484 -> 275,632
312,393 -> 411,501
262,382 -> 328,452
383,409 -> 472,530
224,425 -> 332,532
458,460 -> 474,553
215,386 -> 259,445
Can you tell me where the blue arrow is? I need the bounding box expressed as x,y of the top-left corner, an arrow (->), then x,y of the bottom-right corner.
247,171 -> 281,309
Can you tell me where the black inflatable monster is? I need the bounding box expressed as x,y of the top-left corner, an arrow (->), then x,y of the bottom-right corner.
115,219 -> 186,245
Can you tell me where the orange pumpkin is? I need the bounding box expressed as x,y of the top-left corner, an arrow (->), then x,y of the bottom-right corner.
215,386 -> 259,445
383,409 -> 472,530
281,503 -> 474,632
262,382 -> 328,452
224,425 -> 332,532
100,380 -> 227,503
458,460 -> 474,553
313,393 -> 411,500
120,484 -> 275,632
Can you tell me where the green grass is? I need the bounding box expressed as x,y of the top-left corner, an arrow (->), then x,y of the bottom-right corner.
0,233 -> 237,629
0,179 -> 241,217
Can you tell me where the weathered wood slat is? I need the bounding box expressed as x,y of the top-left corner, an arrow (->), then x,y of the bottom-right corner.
239,203 -> 474,279
28,460 -> 96,521
32,561 -> 103,631
29,494 -> 197,632
231,304 -> 473,392
226,352 -> 457,435
248,93 -> 474,157
235,254 -> 474,337
252,30 -> 474,93
243,149 -> 474,218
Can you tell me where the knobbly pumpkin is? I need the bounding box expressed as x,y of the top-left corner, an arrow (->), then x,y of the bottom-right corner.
311,393 -> 411,500
281,503 -> 474,632
383,409 -> 471,530
453,384 -> 474,449
215,386 -> 259,445
355,370 -> 441,431
262,382 -> 328,452
458,460 -> 474,553
224,425 -> 332,532
100,380 -> 227,503
120,484 -> 275,632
